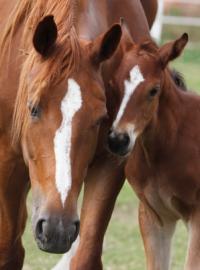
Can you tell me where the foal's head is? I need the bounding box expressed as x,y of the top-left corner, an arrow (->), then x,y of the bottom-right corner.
13,16 -> 121,253
108,31 -> 188,156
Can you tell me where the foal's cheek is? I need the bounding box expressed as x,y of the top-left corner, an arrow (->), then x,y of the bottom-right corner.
143,99 -> 158,122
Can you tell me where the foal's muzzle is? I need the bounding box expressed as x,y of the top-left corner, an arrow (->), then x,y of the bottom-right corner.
35,215 -> 80,254
108,130 -> 130,156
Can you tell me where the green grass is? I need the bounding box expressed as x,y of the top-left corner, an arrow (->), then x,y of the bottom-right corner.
23,50 -> 199,269
171,49 -> 200,92
104,184 -> 188,270
23,185 -> 188,270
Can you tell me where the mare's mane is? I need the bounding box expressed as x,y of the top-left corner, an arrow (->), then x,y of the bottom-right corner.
0,0 -> 80,144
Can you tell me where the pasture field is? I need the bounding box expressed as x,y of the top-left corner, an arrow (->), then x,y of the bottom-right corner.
23,48 -> 200,270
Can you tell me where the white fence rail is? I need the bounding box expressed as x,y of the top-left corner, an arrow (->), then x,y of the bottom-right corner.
169,0 -> 200,4
151,0 -> 200,43
163,16 -> 200,27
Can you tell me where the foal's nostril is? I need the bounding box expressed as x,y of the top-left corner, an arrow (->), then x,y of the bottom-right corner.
108,129 -> 113,136
117,133 -> 130,150
108,129 -> 115,138
108,131 -> 130,156
121,133 -> 130,146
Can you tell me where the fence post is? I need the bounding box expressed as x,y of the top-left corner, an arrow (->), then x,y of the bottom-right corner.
151,0 -> 164,44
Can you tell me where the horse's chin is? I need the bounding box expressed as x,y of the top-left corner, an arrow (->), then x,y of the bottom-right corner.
36,238 -> 72,254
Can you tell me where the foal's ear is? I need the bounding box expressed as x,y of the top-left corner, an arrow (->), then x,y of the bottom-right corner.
91,24 -> 122,65
159,33 -> 188,69
120,17 -> 134,51
33,15 -> 58,57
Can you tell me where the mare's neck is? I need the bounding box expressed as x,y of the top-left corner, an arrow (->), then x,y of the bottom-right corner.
76,0 -> 108,40
76,0 -> 151,42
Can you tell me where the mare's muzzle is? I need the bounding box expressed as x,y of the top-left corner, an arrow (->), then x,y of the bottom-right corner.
35,215 -> 80,254
108,130 -> 130,156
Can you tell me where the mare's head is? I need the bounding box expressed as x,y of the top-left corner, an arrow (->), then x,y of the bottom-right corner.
13,16 -> 121,253
108,29 -> 188,156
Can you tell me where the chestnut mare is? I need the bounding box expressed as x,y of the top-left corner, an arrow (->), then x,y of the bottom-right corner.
53,1 -> 157,270
0,0 -> 123,268
107,34 -> 200,270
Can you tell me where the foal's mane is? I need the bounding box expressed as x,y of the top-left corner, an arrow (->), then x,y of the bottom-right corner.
0,0 -> 80,144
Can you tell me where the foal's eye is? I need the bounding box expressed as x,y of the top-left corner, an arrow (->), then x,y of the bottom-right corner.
148,86 -> 160,99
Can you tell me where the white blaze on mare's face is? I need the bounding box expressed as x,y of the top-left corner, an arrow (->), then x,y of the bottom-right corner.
54,79 -> 82,207
113,65 -> 144,128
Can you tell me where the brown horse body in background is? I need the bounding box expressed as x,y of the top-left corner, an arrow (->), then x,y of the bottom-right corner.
54,1 -> 157,269
108,29 -> 200,269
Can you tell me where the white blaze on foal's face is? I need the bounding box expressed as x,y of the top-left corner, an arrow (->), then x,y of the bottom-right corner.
54,79 -> 82,206
113,65 -> 144,145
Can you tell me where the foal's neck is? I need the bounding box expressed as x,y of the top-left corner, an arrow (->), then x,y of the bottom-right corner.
160,69 -> 184,120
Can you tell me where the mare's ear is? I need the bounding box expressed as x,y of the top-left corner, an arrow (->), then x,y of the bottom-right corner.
33,15 -> 58,57
159,33 -> 188,69
120,17 -> 134,51
91,24 -> 122,66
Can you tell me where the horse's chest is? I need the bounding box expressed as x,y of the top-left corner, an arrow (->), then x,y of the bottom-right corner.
126,143 -> 200,220
143,179 -> 182,220
136,173 -> 196,222
127,171 -> 180,219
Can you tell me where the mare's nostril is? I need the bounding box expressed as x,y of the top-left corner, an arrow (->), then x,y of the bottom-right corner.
36,219 -> 47,241
35,217 -> 79,253
69,220 -> 80,243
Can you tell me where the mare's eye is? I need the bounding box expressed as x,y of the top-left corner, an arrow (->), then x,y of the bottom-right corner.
29,104 -> 41,118
148,86 -> 160,99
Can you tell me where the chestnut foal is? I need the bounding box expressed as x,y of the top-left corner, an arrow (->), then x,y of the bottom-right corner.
108,34 -> 200,270
0,0 -> 122,268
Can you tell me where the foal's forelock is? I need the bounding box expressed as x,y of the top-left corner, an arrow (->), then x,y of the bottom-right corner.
113,65 -> 144,129
110,65 -> 144,151
54,79 -> 82,207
